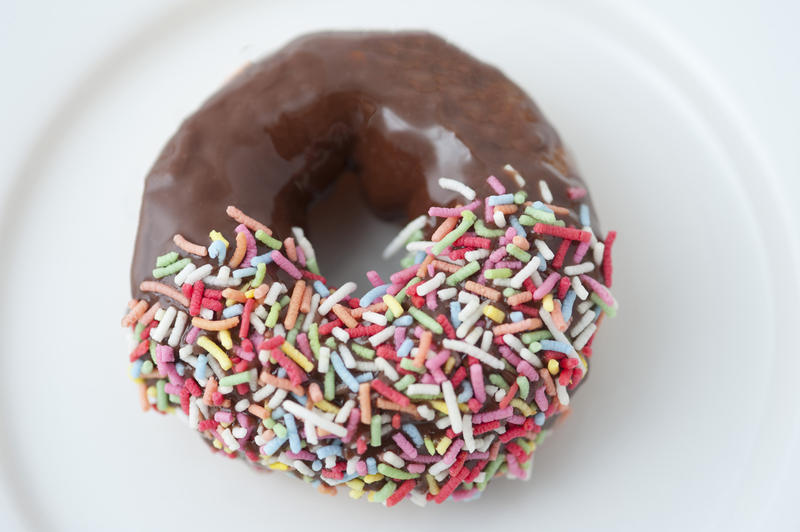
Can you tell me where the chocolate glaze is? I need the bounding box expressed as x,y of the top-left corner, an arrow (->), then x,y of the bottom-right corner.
131,31 -> 594,296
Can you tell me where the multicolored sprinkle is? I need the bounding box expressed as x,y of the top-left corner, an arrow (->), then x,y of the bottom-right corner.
123,170 -> 618,506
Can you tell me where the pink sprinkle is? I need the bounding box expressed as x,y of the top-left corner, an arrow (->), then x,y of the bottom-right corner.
486,175 -> 505,194
573,240 -> 591,262
343,407 -> 360,443
425,349 -> 451,371
403,454 -> 439,464
470,364 -> 486,403
426,293 -> 436,311
295,245 -> 306,267
233,344 -> 255,362
495,260 -> 522,270
235,224 -> 258,268
427,200 -> 481,218
506,453 -> 525,479
214,411 -> 234,424
442,438 -> 464,464
356,461 -> 368,476
533,272 -> 561,300
394,327 -> 407,349
421,373 -> 435,384
407,463 -> 426,474
489,247 -> 507,262
453,488 -> 478,501
366,270 -> 385,287
516,360 -> 539,381
473,406 -> 513,424
534,386 -> 549,411
505,227 -> 516,241
467,451 -> 490,461
270,250 -> 301,279
484,197 -> 493,223
390,264 -> 419,285
508,414 -> 526,425
430,367 -> 447,384
392,432 -> 418,458
580,274 -> 615,307
386,283 -> 402,296
295,333 -> 312,359
499,345 -> 522,366
156,344 -> 174,363
567,186 -> 587,200
286,450 -> 316,461
164,383 -> 182,395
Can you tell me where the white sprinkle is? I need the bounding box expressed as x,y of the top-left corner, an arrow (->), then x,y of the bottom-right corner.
273,324 -> 286,338
383,215 -> 428,259
594,241 -> 605,265
428,458 -> 451,476
253,384 -> 275,402
282,400 -> 348,438
540,308 -> 585,371
334,400 -> 355,424
383,451 -> 406,468
577,300 -> 594,314
458,290 -> 479,305
556,382 -> 570,406
564,262 -> 595,276
324,455 -> 337,469
265,282 -> 285,306
362,311 -> 387,326
231,427 -> 247,439
304,422 -> 318,445
302,293 -> 320,332
318,346 -> 331,374
375,357 -> 399,381
456,302 -> 487,339
457,299 -> 479,321
188,398 -> 199,429
199,308 -> 214,320
346,456 -> 359,475
503,164 -> 526,187
249,313 -> 265,335
571,310 -> 597,338
435,417 -> 451,430
234,399 -> 250,412
293,460 -> 315,477
185,264 -> 213,285
494,388 -> 506,402
572,276 -> 589,300
416,405 -> 435,421
416,272 -> 446,296
464,248 -> 490,262
510,256 -> 542,289
196,400 -> 209,419
354,361 -> 378,372
268,388 -> 287,409
331,327 -> 350,344
493,209 -> 506,228
339,344 -> 356,369
406,383 -> 441,396
438,177 -> 476,201
464,326 -> 483,345
405,240 -> 435,253
573,323 -> 597,351
174,262 -> 196,286
154,308 -> 165,321
481,330 -> 494,352
437,287 -> 457,300
538,179 -> 553,203
218,385 -> 234,395
291,226 -> 317,264
490,278 -> 513,288
206,353 -> 225,379
409,490 -> 428,507
442,338 -> 504,370
318,281 -> 357,316
150,306 -> 177,343
220,428 -> 240,451
462,414 -> 475,452
502,334 -> 543,368
368,324 -> 395,348
168,310 -> 188,347
534,239 -> 554,261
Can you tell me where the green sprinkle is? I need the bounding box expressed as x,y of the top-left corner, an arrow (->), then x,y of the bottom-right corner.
351,344 -> 375,360
521,330 -> 552,344
278,294 -> 290,307
152,258 -> 190,279
474,220 -> 505,238
219,371 -> 250,387
407,307 -> 443,334
373,480 -> 397,503
502,287 -> 519,298
399,358 -> 425,374
485,268 -> 512,279
168,393 -> 180,404
272,423 -> 287,439
406,394 -> 441,401
133,322 -> 145,338
394,374 -> 416,391
156,251 -> 179,268
431,210 -> 476,255
325,337 -> 336,349
255,230 -> 282,249
309,323 -> 320,359
156,380 -> 167,412
524,205 -> 557,224
252,262 -> 266,286
377,464 -> 419,480
518,214 -> 536,226
265,303 -> 281,328
287,317 -> 302,344
149,341 -> 157,364
424,436 -> 435,455
140,360 -> 154,374
446,261 -> 480,286
324,368 -> 335,401
477,457 -> 505,491
406,228 -> 424,246
394,277 -> 419,306
516,439 -> 535,454
516,375 -> 530,400
506,243 -> 532,262
263,417 -> 276,429
400,255 -> 415,268
590,292 -> 617,318
370,415 -> 382,447
488,373 -> 509,390
514,190 -> 527,204
528,341 -> 542,352
306,258 -> 320,275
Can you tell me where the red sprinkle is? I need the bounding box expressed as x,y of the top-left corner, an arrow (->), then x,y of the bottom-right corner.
602,230 -> 616,287
239,298 -> 254,339
386,479 -> 417,507
189,280 -> 204,316
348,324 -> 384,338
318,319 -> 343,336
371,379 -> 410,407
533,223 -> 591,242
436,314 -> 456,339
453,235 -> 492,249
552,238 -> 571,269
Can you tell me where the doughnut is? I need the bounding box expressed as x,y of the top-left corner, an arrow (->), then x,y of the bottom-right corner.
124,32 -> 618,506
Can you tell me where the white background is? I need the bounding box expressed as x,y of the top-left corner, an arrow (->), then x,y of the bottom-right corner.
1,1 -> 798,530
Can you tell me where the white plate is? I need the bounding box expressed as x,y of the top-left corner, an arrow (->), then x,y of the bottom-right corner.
1,1 -> 798,530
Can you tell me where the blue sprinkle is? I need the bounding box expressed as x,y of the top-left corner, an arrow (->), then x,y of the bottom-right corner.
131,359 -> 144,379
222,304 -> 244,318
534,412 -> 546,426
250,253 -> 273,265
325,472 -> 359,485
276,367 -> 287,379
232,267 -> 257,279
397,338 -> 414,358
414,250 -> 426,264
450,301 -> 462,328
355,372 -> 374,383
509,216 -> 526,237
195,354 -> 208,380
271,407 -> 286,420
331,352 -> 359,392
402,424 -> 424,446
457,381 -> 473,403
509,311 -> 524,323
579,204 -> 591,227
360,284 -> 388,307
311,459 -> 323,471
393,315 -> 413,327
262,436 -> 288,455
487,193 -> 514,206
175,361 -> 185,376
283,413 -> 302,453
208,240 -> 227,265
313,281 -> 330,297
316,444 -> 342,459
562,291 -> 576,321
366,457 -> 377,475
531,201 -> 553,214
537,253 -> 547,271
540,340 -> 573,354
290,392 -> 308,406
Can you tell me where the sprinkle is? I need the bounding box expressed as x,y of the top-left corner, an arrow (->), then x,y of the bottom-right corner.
139,281 -> 190,307
438,178 -> 476,201
318,282 -> 357,316
442,339 -> 504,370
406,307 -> 443,335
191,316 -> 239,331
173,234 -> 207,256
383,215 -> 428,259
533,223 -> 591,243
196,336 -> 232,371
226,205 -> 271,235
463,281 -> 501,302
282,400 -> 347,438
271,250 -> 302,280
431,211 -> 476,256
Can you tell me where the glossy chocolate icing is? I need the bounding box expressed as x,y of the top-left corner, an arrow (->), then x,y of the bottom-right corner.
131,31 -> 592,296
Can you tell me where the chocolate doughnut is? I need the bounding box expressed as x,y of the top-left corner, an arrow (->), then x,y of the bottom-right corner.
123,31 -> 618,506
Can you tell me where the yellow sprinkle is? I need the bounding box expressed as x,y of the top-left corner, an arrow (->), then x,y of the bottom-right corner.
382,294 -> 404,317
281,342 -> 313,372
578,351 -> 589,373
425,474 -> 440,495
547,358 -> 560,375
209,230 -> 229,247
225,298 -> 237,307
218,329 -> 233,350
367,491 -> 376,502
245,289 -> 256,299
363,474 -> 384,484
269,462 -> 289,471
349,489 -> 365,500
146,386 -> 156,400
346,479 -> 364,491
314,400 -> 340,414
197,336 -> 232,370
483,305 -> 505,323
543,293 -> 554,312
430,400 -> 449,415
444,356 -> 456,374
511,398 -> 535,416
436,436 -> 452,455
212,439 -> 222,450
